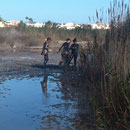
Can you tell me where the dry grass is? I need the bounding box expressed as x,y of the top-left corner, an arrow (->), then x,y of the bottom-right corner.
0,23 -> 96,51
79,0 -> 130,129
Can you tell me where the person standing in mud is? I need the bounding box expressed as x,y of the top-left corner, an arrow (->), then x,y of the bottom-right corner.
58,38 -> 71,65
69,38 -> 79,66
41,38 -> 52,66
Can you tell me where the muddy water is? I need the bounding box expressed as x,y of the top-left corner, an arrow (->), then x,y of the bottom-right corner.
0,51 -> 95,130
0,71 -> 95,130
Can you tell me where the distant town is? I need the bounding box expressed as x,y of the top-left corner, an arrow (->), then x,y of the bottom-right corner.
0,19 -> 110,30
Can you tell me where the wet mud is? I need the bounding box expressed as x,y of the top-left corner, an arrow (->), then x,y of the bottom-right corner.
0,51 -> 95,130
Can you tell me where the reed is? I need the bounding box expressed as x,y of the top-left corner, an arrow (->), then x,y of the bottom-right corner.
79,0 -> 130,129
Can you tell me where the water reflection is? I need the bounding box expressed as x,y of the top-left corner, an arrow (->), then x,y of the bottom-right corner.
41,70 -> 48,96
0,68 -> 95,129
59,70 -> 95,129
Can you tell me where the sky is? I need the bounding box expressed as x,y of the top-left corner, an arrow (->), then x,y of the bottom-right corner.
0,0 -> 129,24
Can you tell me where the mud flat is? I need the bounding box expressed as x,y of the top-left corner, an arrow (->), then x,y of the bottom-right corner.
0,51 -> 95,130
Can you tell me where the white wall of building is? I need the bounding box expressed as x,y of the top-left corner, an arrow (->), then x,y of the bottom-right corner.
0,20 -> 110,30
6,21 -> 20,26
59,23 -> 81,30
0,22 -> 6,28
26,23 -> 45,28
91,24 -> 110,30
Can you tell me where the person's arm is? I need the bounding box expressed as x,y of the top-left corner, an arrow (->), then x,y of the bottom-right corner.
41,42 -> 46,55
44,42 -> 47,50
58,43 -> 64,52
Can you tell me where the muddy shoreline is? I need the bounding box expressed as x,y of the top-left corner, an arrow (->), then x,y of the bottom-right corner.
0,51 -> 61,79
0,50 -> 95,130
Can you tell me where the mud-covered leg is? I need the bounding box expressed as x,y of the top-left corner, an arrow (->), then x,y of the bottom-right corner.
44,53 -> 48,66
59,53 -> 64,66
67,54 -> 74,66
74,53 -> 78,66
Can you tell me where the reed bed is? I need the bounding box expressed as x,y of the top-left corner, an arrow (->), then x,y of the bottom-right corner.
79,0 -> 130,129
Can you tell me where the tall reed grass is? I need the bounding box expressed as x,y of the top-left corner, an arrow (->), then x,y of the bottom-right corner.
79,0 -> 130,129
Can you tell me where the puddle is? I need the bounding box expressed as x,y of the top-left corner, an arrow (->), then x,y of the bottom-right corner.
0,71 -> 95,130
1,56 -> 35,60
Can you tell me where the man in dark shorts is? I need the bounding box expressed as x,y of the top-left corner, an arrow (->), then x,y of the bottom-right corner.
41,37 -> 52,66
58,38 -> 71,65
69,38 -> 79,66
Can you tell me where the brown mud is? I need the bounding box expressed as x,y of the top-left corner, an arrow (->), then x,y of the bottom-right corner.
0,51 -> 95,130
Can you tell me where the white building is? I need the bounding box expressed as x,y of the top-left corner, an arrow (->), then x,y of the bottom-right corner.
6,21 -> 20,26
91,23 -> 110,30
0,21 -> 6,28
59,23 -> 81,30
26,22 -> 45,28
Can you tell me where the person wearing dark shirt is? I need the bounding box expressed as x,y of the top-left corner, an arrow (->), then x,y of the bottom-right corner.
70,38 -> 79,66
41,37 -> 51,66
58,38 -> 71,65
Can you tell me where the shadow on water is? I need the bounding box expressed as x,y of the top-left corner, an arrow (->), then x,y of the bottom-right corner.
0,65 -> 95,130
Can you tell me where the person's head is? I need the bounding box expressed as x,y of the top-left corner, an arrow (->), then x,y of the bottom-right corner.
46,37 -> 52,43
66,38 -> 71,44
73,38 -> 77,44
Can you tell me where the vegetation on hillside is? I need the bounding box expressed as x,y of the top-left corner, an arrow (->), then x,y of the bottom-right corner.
0,20 -> 97,50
